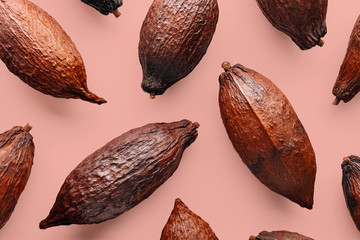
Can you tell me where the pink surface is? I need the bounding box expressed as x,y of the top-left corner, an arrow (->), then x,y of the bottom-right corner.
0,0 -> 359,239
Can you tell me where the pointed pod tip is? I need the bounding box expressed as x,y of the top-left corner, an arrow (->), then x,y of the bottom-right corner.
23,123 -> 32,133
112,9 -> 121,18
332,97 -> 341,105
317,39 -> 324,47
221,61 -> 231,72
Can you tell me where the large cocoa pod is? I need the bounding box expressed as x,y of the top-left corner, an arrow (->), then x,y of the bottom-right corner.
255,0 -> 328,50
0,124 -> 34,229
138,0 -> 219,98
0,0 -> 106,104
249,230 -> 313,240
342,155 -> 360,231
160,198 -> 218,240
333,16 -> 360,105
81,0 -> 122,17
218,62 -> 316,209
39,120 -> 199,229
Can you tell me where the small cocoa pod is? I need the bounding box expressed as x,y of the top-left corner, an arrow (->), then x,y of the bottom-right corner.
255,0 -> 327,50
138,0 -> 219,98
39,120 -> 199,229
218,62 -> 316,209
0,124 -> 34,229
342,155 -> 360,231
249,230 -> 313,240
0,0 -> 106,104
81,0 -> 122,17
333,15 -> 360,105
160,198 -> 218,240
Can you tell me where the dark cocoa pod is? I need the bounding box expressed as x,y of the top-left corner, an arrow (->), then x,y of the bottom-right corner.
332,16 -> 360,105
249,230 -> 313,240
0,0 -> 106,104
160,198 -> 218,240
218,62 -> 316,209
342,155 -> 360,231
138,0 -> 219,98
255,0 -> 327,50
39,120 -> 199,229
81,0 -> 122,17
0,124 -> 34,229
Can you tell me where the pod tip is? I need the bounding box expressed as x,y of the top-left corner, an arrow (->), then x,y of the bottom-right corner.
150,93 -> 156,99
221,61 -> 231,72
112,9 -> 121,18
317,39 -> 324,47
23,123 -> 32,133
249,236 -> 257,240
333,97 -> 341,105
343,157 -> 351,163
193,122 -> 200,128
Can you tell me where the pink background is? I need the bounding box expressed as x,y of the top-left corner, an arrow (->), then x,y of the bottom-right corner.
0,0 -> 360,239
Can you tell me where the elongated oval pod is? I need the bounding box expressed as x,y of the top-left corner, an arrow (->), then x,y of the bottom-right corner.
0,0 -> 106,104
81,0 -> 122,17
218,62 -> 316,209
39,120 -> 199,229
0,124 -> 34,229
249,230 -> 313,240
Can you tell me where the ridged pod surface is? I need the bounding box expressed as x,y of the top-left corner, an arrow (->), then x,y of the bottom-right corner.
333,16 -> 360,105
249,230 -> 313,240
160,198 -> 218,240
39,120 -> 199,229
256,0 -> 328,50
139,0 -> 219,98
342,155 -> 360,231
218,62 -> 316,209
81,0 -> 123,17
0,0 -> 106,104
0,124 -> 34,229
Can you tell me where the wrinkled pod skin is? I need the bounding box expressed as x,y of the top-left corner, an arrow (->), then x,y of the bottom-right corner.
218,62 -> 316,209
0,0 -> 106,104
342,155 -> 360,231
160,198 -> 219,240
256,0 -> 328,50
0,124 -> 34,229
139,0 -> 219,98
81,0 -> 123,17
333,15 -> 360,105
39,120 -> 199,229
249,230 -> 313,240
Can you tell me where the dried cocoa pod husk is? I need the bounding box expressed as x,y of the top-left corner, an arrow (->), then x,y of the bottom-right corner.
81,0 -> 122,17
249,230 -> 313,240
333,16 -> 360,105
0,124 -> 34,229
160,198 -> 218,240
218,62 -> 316,209
0,0 -> 106,104
342,155 -> 360,231
39,120 -> 199,229
139,0 -> 219,98
256,0 -> 327,50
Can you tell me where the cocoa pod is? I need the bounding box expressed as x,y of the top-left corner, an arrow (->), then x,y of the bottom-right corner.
218,62 -> 316,209
342,155 -> 360,231
249,230 -> 313,240
138,0 -> 219,98
333,15 -> 360,105
255,0 -> 327,50
0,0 -> 106,104
0,124 -> 34,229
160,198 -> 218,240
39,120 -> 199,229
81,0 -> 122,18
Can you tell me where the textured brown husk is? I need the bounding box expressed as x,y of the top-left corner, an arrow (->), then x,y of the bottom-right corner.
160,198 -> 218,240
249,230 -> 313,240
138,0 -> 219,97
218,62 -> 316,209
342,155 -> 360,231
0,124 -> 34,229
81,0 -> 122,17
332,15 -> 360,105
0,0 -> 106,104
256,0 -> 328,50
39,120 -> 199,229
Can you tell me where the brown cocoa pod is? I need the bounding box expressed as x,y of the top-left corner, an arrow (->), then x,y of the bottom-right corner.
332,16 -> 360,105
138,0 -> 219,98
39,120 -> 199,229
0,124 -> 34,229
255,0 -> 327,50
342,155 -> 360,231
249,230 -> 313,240
160,198 -> 218,240
0,0 -> 106,104
218,62 -> 316,209
81,0 -> 122,18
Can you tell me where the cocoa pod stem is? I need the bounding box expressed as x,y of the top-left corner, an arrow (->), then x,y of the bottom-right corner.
317,39 -> 325,47
150,92 -> 156,99
249,236 -> 257,240
22,124 -> 32,133
111,9 -> 121,18
221,61 -> 232,72
333,97 -> 341,105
